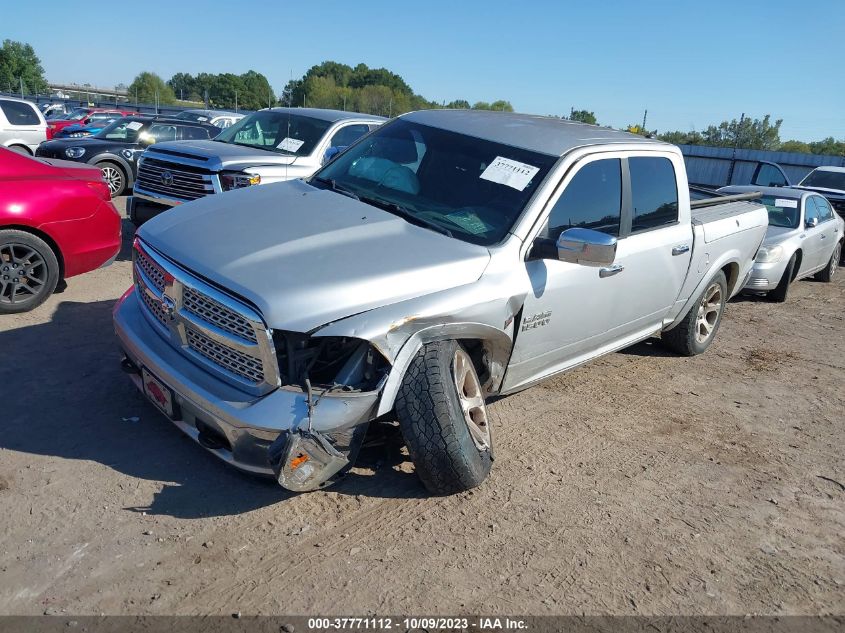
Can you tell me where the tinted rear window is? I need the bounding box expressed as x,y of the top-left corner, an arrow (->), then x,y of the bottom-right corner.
0,100 -> 40,126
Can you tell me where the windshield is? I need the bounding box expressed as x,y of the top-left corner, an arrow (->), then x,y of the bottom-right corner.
314,118 -> 558,246
62,109 -> 90,122
799,170 -> 845,191
214,111 -> 332,155
93,119 -> 147,142
758,195 -> 801,228
174,111 -> 211,123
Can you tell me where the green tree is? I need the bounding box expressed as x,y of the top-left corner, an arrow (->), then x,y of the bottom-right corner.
658,130 -> 704,145
0,40 -> 49,95
701,114 -> 782,150
239,70 -> 274,110
568,109 -> 597,125
779,140 -> 812,154
168,72 -> 199,101
445,99 -> 471,109
808,137 -> 845,157
128,71 -> 176,105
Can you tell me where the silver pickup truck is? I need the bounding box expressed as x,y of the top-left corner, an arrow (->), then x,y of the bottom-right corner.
127,107 -> 384,225
114,110 -> 768,494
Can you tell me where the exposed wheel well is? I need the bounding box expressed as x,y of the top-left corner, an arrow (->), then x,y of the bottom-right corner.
791,249 -> 803,281
7,144 -> 32,155
0,225 -> 64,279
721,262 -> 739,295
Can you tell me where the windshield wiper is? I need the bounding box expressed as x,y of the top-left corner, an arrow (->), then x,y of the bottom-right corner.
311,176 -> 360,200
358,195 -> 453,238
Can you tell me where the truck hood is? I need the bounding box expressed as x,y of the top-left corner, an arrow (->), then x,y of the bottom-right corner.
138,180 -> 491,332
145,139 -> 301,172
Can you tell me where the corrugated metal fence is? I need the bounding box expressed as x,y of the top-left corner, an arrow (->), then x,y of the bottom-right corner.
679,144 -> 845,188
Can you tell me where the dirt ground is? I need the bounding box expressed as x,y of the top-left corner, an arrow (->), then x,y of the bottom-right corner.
1,198 -> 843,617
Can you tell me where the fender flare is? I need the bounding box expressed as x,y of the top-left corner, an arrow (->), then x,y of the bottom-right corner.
665,252 -> 742,332
374,321 -> 514,418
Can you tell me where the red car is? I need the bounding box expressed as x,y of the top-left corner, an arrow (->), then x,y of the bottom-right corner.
0,148 -> 122,313
46,108 -> 136,139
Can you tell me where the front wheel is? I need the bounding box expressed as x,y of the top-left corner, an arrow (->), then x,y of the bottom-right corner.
768,253 -> 796,303
395,340 -> 493,495
661,270 -> 728,356
97,161 -> 126,197
814,241 -> 841,283
0,230 -> 60,314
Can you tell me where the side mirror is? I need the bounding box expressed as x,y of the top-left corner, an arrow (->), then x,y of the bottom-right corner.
322,146 -> 344,165
806,217 -> 819,229
557,227 -> 617,266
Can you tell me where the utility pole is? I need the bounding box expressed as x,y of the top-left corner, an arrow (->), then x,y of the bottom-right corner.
641,109 -> 648,133
235,90 -> 238,112
19,77 -> 24,98
726,112 -> 745,185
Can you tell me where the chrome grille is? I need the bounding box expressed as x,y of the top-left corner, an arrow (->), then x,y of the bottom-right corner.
136,247 -> 166,291
132,239 -> 279,395
186,328 -> 264,383
183,286 -> 257,343
136,157 -> 215,201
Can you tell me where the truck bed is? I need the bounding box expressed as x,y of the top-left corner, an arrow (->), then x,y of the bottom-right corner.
692,200 -> 768,243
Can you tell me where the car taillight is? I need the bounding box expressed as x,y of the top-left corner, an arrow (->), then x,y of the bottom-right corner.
87,180 -> 111,201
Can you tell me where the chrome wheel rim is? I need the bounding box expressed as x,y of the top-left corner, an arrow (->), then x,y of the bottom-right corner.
0,243 -> 48,306
831,244 -> 840,278
101,166 -> 123,196
453,348 -> 490,452
695,282 -> 723,344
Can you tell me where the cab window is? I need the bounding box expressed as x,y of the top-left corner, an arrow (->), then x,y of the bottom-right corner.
0,99 -> 40,126
544,158 -> 622,239
814,197 -> 834,222
629,156 -> 679,232
330,124 -> 370,149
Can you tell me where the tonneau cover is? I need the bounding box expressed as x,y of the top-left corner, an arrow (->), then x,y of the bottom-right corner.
692,201 -> 768,243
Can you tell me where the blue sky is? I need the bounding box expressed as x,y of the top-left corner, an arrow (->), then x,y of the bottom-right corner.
4,0 -> 843,141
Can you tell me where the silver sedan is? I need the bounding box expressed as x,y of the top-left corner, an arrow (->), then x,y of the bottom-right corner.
720,186 -> 844,302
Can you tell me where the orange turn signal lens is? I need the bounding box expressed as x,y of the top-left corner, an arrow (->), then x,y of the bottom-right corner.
290,453 -> 309,470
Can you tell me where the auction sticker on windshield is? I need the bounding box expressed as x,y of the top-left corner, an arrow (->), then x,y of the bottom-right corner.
277,137 -> 305,152
480,156 -> 539,191
775,198 -> 798,208
126,121 -> 144,131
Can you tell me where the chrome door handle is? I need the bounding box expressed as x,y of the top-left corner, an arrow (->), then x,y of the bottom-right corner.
820,234 -> 827,239
599,264 -> 624,278
672,244 -> 690,255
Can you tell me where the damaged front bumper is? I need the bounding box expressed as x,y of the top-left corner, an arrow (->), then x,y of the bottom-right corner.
114,290 -> 383,491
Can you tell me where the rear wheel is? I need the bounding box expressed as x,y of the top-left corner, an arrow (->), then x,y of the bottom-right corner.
814,241 -> 841,283
768,253 -> 796,303
8,144 -> 31,156
661,271 -> 727,356
395,340 -> 493,495
0,230 -> 60,314
97,161 -> 126,197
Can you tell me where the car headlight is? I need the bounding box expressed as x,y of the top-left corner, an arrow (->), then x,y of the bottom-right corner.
220,171 -> 261,191
755,245 -> 784,263
69,132 -> 87,138
65,147 -> 86,159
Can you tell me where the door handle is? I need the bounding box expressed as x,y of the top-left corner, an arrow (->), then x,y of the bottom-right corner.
820,234 -> 827,239
599,264 -> 624,278
672,244 -> 690,256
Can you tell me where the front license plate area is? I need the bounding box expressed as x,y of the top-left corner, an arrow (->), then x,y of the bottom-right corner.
141,368 -> 177,419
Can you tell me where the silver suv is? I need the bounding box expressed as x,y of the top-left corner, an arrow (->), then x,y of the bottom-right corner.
127,108 -> 384,225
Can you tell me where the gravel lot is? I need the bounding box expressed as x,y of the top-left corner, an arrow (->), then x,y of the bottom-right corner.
1,197 -> 843,616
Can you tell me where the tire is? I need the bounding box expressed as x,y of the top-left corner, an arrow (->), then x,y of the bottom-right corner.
0,230 -> 60,314
814,241 -> 841,283
768,253 -> 796,303
395,340 -> 493,495
8,145 -> 31,156
97,161 -> 126,198
661,270 -> 728,356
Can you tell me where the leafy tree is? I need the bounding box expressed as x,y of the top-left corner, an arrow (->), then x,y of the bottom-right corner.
489,100 -> 514,112
658,130 -> 704,145
168,72 -> 200,101
808,137 -> 845,157
700,114 -> 782,150
238,70 -> 273,110
779,140 -> 811,154
0,40 -> 49,95
471,101 -> 491,110
445,99 -> 471,109
128,72 -> 176,105
568,109 -> 597,125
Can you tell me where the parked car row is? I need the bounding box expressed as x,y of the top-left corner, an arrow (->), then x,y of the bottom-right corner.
2,106 -> 842,497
